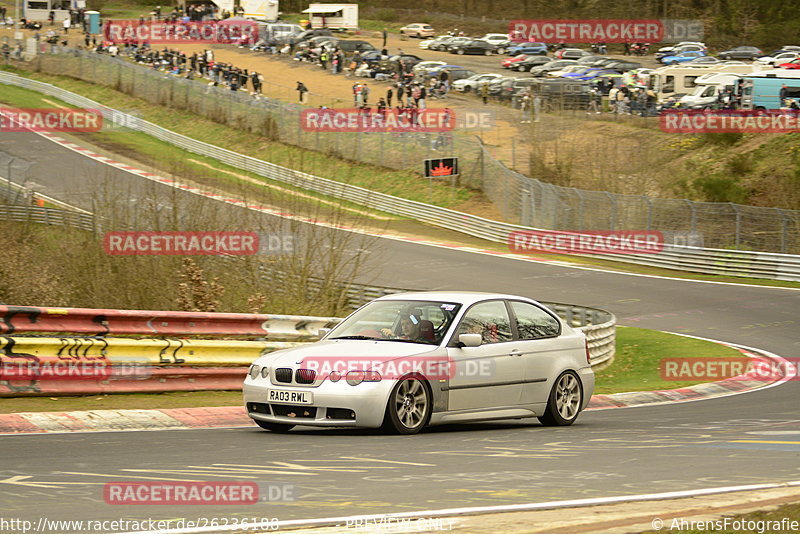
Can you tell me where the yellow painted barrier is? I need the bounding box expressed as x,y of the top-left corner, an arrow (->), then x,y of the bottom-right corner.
0,336 -> 304,367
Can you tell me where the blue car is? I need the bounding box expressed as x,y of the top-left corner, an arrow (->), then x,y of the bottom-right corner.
660,50 -> 706,65
562,67 -> 603,79
574,69 -> 620,81
507,42 -> 548,56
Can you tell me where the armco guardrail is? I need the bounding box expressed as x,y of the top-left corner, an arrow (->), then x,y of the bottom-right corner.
0,302 -> 614,396
1,71 -> 797,281
0,305 -> 339,339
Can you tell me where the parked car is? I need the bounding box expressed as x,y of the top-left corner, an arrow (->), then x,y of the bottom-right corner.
548,65 -> 592,78
755,51 -> 800,66
399,23 -> 435,39
453,72 -> 505,92
507,42 -> 548,56
244,292 -> 595,434
655,42 -> 706,59
477,33 -> 511,54
778,59 -> 800,70
555,48 -> 591,60
335,40 -> 376,54
428,36 -> 458,51
449,39 -> 498,56
718,46 -> 763,60
529,60 -> 578,77
441,37 -> 473,53
412,60 -> 447,75
502,54 -> 530,69
603,60 -> 642,72
427,65 -> 477,82
514,55 -> 553,72
684,56 -> 721,64
660,51 -> 707,65
576,55 -> 608,65
421,35 -> 451,50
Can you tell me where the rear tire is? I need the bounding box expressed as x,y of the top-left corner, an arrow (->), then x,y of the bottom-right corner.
457,49 -> 465,55
254,420 -> 295,432
484,50 -> 492,56
538,371 -> 583,426
496,47 -> 505,54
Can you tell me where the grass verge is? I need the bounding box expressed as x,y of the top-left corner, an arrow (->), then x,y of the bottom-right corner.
0,327 -> 749,413
593,326 -> 747,395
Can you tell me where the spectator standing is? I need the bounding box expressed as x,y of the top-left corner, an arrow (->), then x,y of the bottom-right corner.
418,85 -> 426,109
480,82 -> 489,105
386,87 -> 393,107
382,28 -> 387,48
520,91 -> 531,123
62,17 -> 71,34
296,81 -> 308,103
362,83 -> 370,105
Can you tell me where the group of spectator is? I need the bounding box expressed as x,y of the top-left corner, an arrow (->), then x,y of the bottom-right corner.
94,42 -> 266,95
607,85 -> 658,115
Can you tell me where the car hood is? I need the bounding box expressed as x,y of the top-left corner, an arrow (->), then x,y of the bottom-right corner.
255,339 -> 441,369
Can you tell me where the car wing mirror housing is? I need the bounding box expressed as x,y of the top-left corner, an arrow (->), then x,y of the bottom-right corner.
457,333 -> 482,347
318,328 -> 332,339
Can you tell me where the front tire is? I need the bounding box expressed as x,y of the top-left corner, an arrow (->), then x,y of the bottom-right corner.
496,47 -> 505,54
254,420 -> 295,432
457,49 -> 465,55
484,49 -> 492,56
382,376 -> 432,434
538,371 -> 583,426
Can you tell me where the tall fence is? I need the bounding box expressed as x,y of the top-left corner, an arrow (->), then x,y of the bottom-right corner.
16,47 -> 800,254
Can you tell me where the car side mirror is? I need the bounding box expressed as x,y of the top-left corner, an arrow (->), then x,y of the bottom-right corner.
318,328 -> 331,339
457,333 -> 482,347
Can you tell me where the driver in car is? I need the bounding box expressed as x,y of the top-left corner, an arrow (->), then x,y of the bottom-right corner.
380,315 -> 424,341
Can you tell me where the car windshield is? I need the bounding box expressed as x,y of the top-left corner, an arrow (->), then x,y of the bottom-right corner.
328,300 -> 462,345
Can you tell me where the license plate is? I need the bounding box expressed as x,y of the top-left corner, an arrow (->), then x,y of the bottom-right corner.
268,389 -> 313,405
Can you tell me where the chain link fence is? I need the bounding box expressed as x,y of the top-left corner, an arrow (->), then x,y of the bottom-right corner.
18,47 -> 800,253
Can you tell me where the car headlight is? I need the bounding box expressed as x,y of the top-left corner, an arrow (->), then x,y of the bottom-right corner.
249,365 -> 260,380
345,371 -> 381,386
260,366 -> 270,379
329,371 -> 341,383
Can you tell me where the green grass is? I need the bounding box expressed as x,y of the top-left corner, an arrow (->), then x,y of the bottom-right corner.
594,327 -> 747,395
0,327 -> 749,413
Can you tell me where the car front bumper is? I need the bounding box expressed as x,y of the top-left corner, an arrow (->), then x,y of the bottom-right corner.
243,377 -> 393,428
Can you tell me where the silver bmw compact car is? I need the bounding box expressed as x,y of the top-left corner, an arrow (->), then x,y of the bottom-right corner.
244,292 -> 594,434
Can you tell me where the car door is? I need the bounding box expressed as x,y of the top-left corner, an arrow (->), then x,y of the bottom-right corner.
505,301 -> 572,405
445,300 -> 523,411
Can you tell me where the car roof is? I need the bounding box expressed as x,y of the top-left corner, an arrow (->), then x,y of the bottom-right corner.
376,292 -> 540,306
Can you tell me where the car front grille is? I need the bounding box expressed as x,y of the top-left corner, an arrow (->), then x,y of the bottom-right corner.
295,369 -> 316,384
270,405 -> 317,418
274,368 -> 293,383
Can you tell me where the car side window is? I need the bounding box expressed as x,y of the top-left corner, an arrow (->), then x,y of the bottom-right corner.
510,301 -> 560,340
456,301 -> 512,344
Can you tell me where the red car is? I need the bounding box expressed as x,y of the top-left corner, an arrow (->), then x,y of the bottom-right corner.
502,54 -> 530,68
778,59 -> 800,69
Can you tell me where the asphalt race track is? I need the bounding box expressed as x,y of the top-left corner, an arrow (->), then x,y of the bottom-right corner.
1,130 -> 799,530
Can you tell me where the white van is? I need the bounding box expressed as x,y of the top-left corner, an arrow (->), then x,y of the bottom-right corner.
678,73 -> 741,109
650,64 -> 766,102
